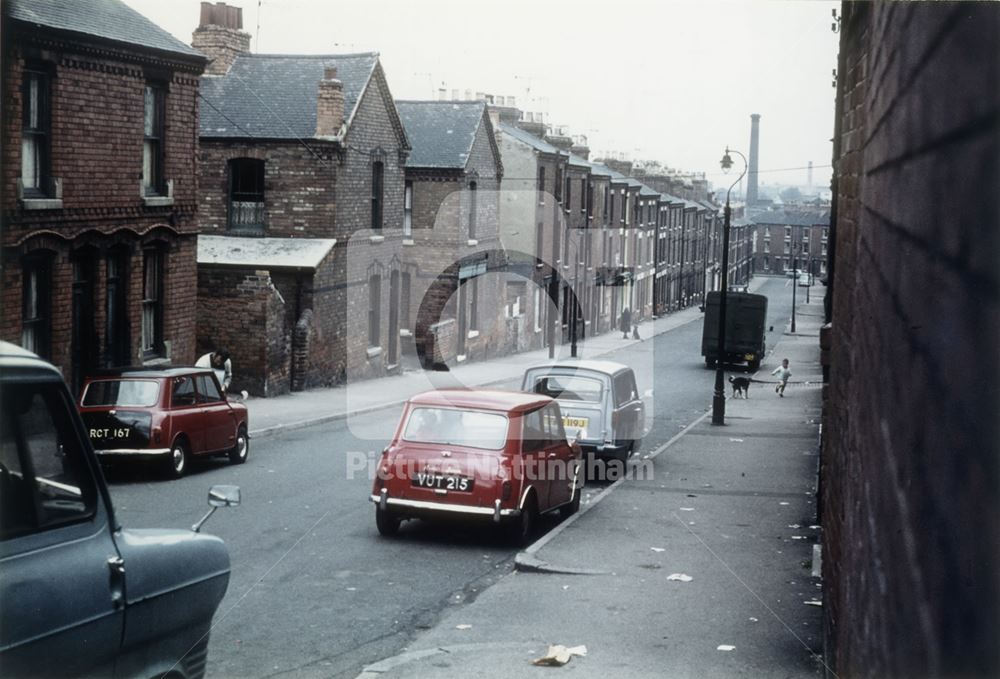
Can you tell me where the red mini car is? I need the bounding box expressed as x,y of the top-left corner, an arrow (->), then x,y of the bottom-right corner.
370,389 -> 583,543
78,367 -> 249,478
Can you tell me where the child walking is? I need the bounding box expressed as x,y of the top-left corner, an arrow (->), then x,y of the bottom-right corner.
771,358 -> 791,397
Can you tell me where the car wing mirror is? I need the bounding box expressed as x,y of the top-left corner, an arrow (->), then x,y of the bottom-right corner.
192,484 -> 241,532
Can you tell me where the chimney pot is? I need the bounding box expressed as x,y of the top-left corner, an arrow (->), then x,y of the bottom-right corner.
192,1 -> 251,75
324,67 -> 338,81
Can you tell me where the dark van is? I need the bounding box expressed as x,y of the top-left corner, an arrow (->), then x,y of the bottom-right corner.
701,291 -> 769,371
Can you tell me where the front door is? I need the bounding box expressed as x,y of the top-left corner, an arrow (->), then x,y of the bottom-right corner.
0,380 -> 123,676
71,253 -> 97,395
388,270 -> 399,365
105,249 -> 129,367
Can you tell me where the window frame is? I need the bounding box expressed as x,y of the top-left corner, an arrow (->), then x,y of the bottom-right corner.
468,180 -> 478,240
142,83 -> 166,196
371,160 -> 385,230
140,245 -> 165,359
403,180 -> 413,237
228,158 -> 266,232
21,64 -> 52,198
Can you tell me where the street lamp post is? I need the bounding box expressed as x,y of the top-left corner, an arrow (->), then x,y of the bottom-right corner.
712,147 -> 747,426
791,238 -> 798,333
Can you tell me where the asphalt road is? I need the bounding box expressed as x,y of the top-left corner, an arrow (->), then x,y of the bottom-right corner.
107,277 -> 798,679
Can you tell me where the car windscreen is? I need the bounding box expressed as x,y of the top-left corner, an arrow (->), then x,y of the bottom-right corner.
82,380 -> 160,407
402,407 -> 508,450
531,374 -> 603,403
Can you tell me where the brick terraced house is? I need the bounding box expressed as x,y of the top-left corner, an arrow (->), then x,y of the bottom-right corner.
192,3 -> 410,393
1,0 -> 207,393
394,100 -> 504,369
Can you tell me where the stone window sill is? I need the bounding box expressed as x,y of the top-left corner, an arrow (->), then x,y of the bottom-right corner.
456,354 -> 467,363
142,356 -> 171,367
366,346 -> 382,359
369,234 -> 385,244
399,329 -> 412,337
466,330 -> 480,340
402,238 -> 415,246
143,195 -> 175,207
467,239 -> 479,247
22,198 -> 64,210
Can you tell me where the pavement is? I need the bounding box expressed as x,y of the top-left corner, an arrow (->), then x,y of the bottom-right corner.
352,290 -> 827,679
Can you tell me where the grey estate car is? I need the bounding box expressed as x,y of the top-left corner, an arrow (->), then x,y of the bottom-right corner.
0,342 -> 236,678
522,360 -> 645,462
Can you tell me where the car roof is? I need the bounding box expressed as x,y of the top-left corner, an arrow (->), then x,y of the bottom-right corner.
408,388 -> 552,413
0,340 -> 62,377
85,366 -> 214,379
525,359 -> 632,377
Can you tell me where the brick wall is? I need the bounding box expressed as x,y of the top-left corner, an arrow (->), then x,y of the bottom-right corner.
198,140 -> 338,237
2,24 -> 203,387
823,3 -> 1000,677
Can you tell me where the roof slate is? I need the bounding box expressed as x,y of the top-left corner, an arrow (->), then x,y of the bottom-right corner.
7,0 -> 204,59
200,53 -> 378,138
499,122 -> 565,156
396,101 -> 485,169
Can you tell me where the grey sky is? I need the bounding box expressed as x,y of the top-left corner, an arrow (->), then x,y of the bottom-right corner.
125,0 -> 839,191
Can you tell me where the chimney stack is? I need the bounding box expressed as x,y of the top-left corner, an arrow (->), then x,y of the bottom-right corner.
191,2 -> 251,76
315,67 -> 344,138
747,113 -> 761,206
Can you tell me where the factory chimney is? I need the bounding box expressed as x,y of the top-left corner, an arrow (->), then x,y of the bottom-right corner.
747,114 -> 761,206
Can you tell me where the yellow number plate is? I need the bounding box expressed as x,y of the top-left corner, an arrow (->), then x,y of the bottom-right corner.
563,416 -> 589,429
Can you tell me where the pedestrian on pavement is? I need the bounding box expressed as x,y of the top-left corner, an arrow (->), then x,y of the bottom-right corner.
196,348 -> 232,393
771,358 -> 791,397
620,307 -> 632,339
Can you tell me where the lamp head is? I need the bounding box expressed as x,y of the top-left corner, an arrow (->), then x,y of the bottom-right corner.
720,149 -> 734,173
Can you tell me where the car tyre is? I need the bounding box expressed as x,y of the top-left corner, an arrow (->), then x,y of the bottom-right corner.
229,425 -> 249,464
748,359 -> 761,372
166,439 -> 188,479
375,507 -> 401,537
507,494 -> 537,546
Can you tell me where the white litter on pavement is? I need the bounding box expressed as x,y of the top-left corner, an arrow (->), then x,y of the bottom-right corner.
749,617 -> 759,622
729,438 -> 744,443
532,644 -> 588,666
788,524 -> 801,528
679,507 -> 695,511
667,573 -> 693,582
717,645 -> 736,652
791,536 -> 806,540
346,587 -> 357,592
779,502 -> 790,506
455,624 -> 472,630
650,547 -> 666,552
804,600 -> 822,607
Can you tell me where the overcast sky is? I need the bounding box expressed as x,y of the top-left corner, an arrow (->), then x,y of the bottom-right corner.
125,0 -> 840,192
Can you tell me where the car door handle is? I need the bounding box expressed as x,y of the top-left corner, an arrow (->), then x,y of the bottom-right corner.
107,556 -> 125,610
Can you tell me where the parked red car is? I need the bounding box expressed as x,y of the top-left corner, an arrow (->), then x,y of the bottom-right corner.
370,389 -> 583,544
78,368 -> 249,478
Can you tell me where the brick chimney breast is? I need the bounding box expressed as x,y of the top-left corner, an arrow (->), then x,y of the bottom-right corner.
192,2 -> 251,76
316,67 -> 344,138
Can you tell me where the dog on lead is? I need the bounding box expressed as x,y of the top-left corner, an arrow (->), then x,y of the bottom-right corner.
729,375 -> 751,399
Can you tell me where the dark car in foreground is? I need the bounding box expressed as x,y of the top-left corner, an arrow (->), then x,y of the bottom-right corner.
79,367 -> 249,478
0,342 -> 237,678
371,389 -> 583,544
